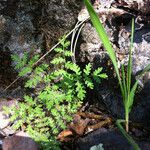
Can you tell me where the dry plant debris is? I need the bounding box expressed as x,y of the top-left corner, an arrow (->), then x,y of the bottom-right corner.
57,112 -> 113,142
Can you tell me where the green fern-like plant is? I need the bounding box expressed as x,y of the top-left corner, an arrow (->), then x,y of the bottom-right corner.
5,36 -> 107,149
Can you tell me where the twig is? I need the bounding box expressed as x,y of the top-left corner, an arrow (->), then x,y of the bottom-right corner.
77,112 -> 105,120
73,23 -> 85,63
71,21 -> 80,63
87,117 -> 112,131
2,77 -> 21,93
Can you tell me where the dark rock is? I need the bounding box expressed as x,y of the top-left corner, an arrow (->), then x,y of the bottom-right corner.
0,0 -> 19,16
37,0 -> 83,49
96,84 -> 124,119
76,128 -> 150,150
0,0 -> 83,55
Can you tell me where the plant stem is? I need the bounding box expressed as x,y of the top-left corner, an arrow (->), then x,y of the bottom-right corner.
125,109 -> 129,132
116,119 -> 141,150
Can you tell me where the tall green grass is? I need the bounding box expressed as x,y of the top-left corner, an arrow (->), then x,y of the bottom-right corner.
84,0 -> 150,149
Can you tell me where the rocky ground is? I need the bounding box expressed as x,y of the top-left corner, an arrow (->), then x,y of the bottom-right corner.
0,0 -> 150,150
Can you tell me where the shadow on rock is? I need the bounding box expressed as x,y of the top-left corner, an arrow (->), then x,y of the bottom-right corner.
75,128 -> 150,150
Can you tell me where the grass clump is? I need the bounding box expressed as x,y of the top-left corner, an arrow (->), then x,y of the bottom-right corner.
84,0 -> 150,149
4,36 -> 107,149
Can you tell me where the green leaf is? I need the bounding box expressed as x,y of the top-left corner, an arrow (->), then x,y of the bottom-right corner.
51,109 -> 58,117
116,119 -> 141,150
11,54 -> 20,64
64,51 -> 73,57
28,55 -> 40,66
93,67 -> 102,75
127,18 -> 134,92
83,63 -> 92,75
65,61 -> 81,75
128,81 -> 138,112
53,128 -> 59,134
93,67 -> 107,83
51,57 -> 65,65
24,95 -> 33,103
25,75 -> 42,88
54,47 -> 63,53
19,66 -> 32,77
59,36 -> 66,46
64,41 -> 70,48
84,77 -> 94,89
98,73 -> 107,78
11,52 -> 28,69
75,81 -> 86,100
121,65 -> 127,104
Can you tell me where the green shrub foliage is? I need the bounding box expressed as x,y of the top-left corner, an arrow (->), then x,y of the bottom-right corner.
5,36 -> 107,149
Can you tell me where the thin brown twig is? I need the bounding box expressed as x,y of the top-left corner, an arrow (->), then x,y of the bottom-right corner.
77,112 -> 105,120
86,117 -> 112,131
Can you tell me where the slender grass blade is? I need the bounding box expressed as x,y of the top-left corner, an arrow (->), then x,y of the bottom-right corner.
116,119 -> 141,150
127,18 -> 134,92
137,65 -> 150,79
121,65 -> 127,104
